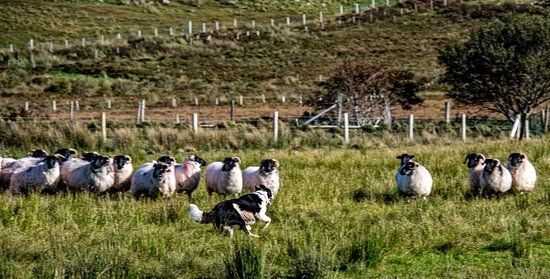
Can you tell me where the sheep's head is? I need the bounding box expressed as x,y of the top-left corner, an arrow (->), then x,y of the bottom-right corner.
91,156 -> 111,170
255,184 -> 273,204
483,159 -> 501,173
400,161 -> 419,175
222,157 -> 241,171
113,155 -> 132,170
187,155 -> 206,166
157,156 -> 176,165
55,148 -> 77,159
396,154 -> 415,166
508,153 -> 527,167
464,153 -> 485,168
28,149 -> 49,158
43,155 -> 64,169
81,152 -> 100,162
153,163 -> 171,179
260,159 -> 279,173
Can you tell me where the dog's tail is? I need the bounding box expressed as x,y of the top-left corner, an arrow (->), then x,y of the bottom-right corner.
189,204 -> 204,223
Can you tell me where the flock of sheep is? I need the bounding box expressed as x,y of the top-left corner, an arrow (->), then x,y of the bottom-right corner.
0,148 -> 280,199
0,148 -> 538,200
395,152 -> 537,198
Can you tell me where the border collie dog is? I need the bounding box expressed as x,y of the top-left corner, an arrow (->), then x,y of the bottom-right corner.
189,185 -> 273,237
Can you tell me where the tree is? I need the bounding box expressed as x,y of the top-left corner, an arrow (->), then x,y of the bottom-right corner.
315,62 -> 422,125
438,14 -> 550,139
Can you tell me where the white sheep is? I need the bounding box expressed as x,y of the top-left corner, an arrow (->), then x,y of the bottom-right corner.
506,153 -> 537,192
243,159 -> 280,196
205,157 -> 243,198
480,158 -> 512,197
174,155 -> 206,199
0,149 -> 50,189
463,153 -> 486,195
110,155 -> 133,193
9,155 -> 64,195
131,162 -> 176,199
62,155 -> 115,194
395,158 -> 433,198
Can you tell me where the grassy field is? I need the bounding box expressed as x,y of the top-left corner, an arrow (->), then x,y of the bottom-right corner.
0,139 -> 548,278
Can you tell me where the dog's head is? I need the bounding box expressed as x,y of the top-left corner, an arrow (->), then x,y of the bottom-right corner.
113,155 -> 132,170
463,153 -> 485,168
255,184 -> 273,204
42,155 -> 65,169
260,159 -> 279,173
508,153 -> 526,168
55,148 -> 77,159
222,157 -> 241,172
28,149 -> 49,158
483,158 -> 501,173
399,161 -> 419,175
153,163 -> 171,179
186,155 -> 207,166
157,156 -> 176,166
396,154 -> 415,166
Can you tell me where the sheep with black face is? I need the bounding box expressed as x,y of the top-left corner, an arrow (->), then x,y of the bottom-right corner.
395,156 -> 433,198
9,155 -> 65,195
506,153 -> 536,192
0,149 -> 50,190
480,158 -> 512,197
174,155 -> 206,199
131,162 -> 176,199
110,155 -> 133,193
205,157 -> 243,198
464,153 -> 486,195
62,155 -> 115,194
243,159 -> 280,196
54,148 -> 77,162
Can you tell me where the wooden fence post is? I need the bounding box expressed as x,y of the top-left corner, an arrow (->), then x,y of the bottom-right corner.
136,101 -> 142,124
69,101 -> 74,120
408,114 -> 414,140
192,113 -> 198,133
344,113 -> 349,144
444,102 -> 451,123
510,115 -> 521,139
140,99 -> 145,123
230,98 -> 235,122
239,95 -> 243,106
461,114 -> 467,141
75,100 -> 80,111
544,106 -> 549,133
273,111 -> 279,141
100,112 -> 107,142
175,114 -> 180,124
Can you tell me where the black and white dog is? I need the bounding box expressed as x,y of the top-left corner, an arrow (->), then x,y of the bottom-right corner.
189,185 -> 273,237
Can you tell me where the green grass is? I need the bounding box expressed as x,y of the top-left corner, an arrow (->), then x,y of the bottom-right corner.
0,139 -> 548,278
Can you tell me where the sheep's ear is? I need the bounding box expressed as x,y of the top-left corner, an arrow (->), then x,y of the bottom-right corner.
494,159 -> 500,166
477,154 -> 485,160
125,155 -> 132,162
234,157 -> 241,164
272,159 -> 280,168
520,154 -> 526,159
69,149 -> 77,155
223,157 -> 231,163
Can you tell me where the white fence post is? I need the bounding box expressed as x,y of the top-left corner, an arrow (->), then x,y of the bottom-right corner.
215,21 -> 220,31
286,17 -> 291,25
100,112 -> 107,142
239,95 -> 243,106
524,116 -> 530,140
371,0 -> 376,8
302,14 -> 307,25
273,111 -> 279,141
107,99 -> 112,109
192,113 -> 198,133
69,101 -> 74,120
24,101 -> 29,111
154,28 -> 158,37
319,12 -> 324,23
172,98 -> 177,107
215,97 -> 219,106
233,19 -> 238,28
355,3 -> 360,13
445,102 -> 451,123
461,114 -> 467,141
75,100 -> 80,111
175,114 -> 180,124
194,97 -> 199,106
52,100 -> 57,112
270,19 -> 275,27
29,39 -> 34,50
140,99 -> 145,123
137,101 -> 142,124
281,95 -> 286,103
344,113 -> 349,144
408,114 -> 414,140
510,115 -> 521,139
261,94 -> 266,104
339,5 -> 344,14
202,22 -> 206,33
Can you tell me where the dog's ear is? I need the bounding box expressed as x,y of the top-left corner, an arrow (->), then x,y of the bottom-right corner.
396,155 -> 403,159
255,186 -> 261,192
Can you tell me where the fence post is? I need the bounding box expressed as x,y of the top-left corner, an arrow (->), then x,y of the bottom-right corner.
215,21 -> 220,31
202,22 -> 206,33
175,114 -> 180,124
270,19 -> 275,27
29,39 -> 34,50
230,98 -> 235,122
273,111 -> 279,141
140,99 -> 145,123
302,14 -> 307,25
337,94 -> 343,125
344,113 -> 349,144
524,115 -> 530,140
194,97 -> 199,106
188,21 -> 193,35
24,101 -> 29,111
299,95 -> 303,106
192,113 -> 198,133
233,19 -> 238,28
281,95 -> 286,103
172,98 -> 177,107
215,97 -> 219,106
169,27 -> 174,36
69,101 -> 74,120
355,3 -> 360,13
154,28 -> 158,37
261,94 -> 266,104
408,114 -> 414,140
81,38 -> 86,47
100,112 -> 107,142
52,100 -> 57,112
461,114 -> 467,141
75,100 -> 80,111
544,106 -> 549,133
9,44 -> 14,53
239,95 -> 243,106
106,99 -> 112,109
136,101 -> 142,124
286,17 -> 291,25
319,12 -> 324,23
510,115 -> 521,139
371,0 -> 376,8
444,102 -> 451,123
339,5 -> 344,14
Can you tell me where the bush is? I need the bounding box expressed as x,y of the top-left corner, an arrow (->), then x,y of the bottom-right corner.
71,77 -> 97,96
44,78 -> 72,94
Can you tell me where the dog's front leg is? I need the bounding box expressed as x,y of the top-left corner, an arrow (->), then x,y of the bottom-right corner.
257,213 -> 271,230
